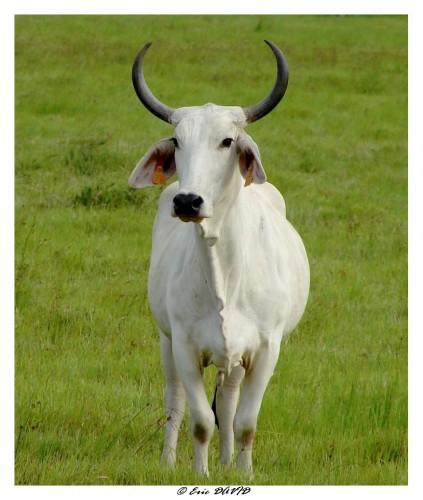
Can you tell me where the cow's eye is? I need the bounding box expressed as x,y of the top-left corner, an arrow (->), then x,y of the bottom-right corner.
171,137 -> 179,148
221,138 -> 233,148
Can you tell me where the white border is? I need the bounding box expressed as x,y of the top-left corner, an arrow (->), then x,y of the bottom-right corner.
2,0 -> 417,15
2,1 -> 421,499
1,1 -> 16,497
408,7 -> 423,496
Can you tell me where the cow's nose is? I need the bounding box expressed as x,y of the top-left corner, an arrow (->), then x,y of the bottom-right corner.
173,193 -> 204,216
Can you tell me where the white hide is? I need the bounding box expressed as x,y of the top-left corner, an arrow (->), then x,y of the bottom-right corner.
129,103 -> 310,476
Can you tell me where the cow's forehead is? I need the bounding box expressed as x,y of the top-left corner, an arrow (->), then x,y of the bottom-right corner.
171,103 -> 247,131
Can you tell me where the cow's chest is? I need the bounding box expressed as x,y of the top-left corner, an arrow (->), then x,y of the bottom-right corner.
155,250 -> 283,370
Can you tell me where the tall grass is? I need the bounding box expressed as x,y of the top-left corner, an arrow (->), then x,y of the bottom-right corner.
15,15 -> 407,485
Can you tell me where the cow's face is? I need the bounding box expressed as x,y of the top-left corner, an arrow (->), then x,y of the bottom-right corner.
129,104 -> 266,223
130,40 -> 288,227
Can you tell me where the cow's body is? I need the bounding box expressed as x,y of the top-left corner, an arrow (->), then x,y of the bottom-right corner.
129,42 -> 310,476
150,180 -> 308,373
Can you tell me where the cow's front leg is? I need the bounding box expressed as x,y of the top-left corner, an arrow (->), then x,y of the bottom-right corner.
215,364 -> 245,465
159,331 -> 186,468
172,341 -> 215,476
234,343 -> 280,475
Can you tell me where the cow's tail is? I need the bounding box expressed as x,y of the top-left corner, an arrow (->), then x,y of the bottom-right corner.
211,370 -> 225,428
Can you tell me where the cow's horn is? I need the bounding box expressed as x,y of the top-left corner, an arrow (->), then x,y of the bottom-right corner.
242,40 -> 289,123
132,42 -> 175,123
132,40 -> 288,124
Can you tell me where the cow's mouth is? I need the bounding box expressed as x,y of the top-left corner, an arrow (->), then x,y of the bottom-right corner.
176,215 -> 205,224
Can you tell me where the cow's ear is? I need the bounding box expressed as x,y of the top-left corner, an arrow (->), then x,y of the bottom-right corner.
237,133 -> 267,187
129,138 -> 176,188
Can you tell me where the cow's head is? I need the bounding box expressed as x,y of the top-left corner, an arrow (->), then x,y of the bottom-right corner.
129,41 -> 288,225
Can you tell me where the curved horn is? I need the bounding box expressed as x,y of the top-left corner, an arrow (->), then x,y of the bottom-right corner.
132,42 -> 175,123
242,40 -> 289,123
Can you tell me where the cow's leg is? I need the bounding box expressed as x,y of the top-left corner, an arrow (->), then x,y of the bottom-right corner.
172,341 -> 215,476
215,364 -> 245,465
234,343 -> 280,475
159,331 -> 186,468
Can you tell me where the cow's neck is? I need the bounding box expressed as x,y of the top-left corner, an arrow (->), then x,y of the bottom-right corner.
196,177 -> 246,335
198,167 -> 243,243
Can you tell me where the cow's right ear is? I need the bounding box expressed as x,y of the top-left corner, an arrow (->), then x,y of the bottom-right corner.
129,138 -> 176,188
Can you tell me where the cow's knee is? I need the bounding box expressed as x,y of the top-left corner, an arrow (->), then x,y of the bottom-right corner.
193,421 -> 213,443
234,415 -> 256,473
234,415 -> 256,449
190,408 -> 215,476
192,409 -> 215,444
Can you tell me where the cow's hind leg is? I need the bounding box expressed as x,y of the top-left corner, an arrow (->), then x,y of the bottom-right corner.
234,343 -> 280,475
214,364 -> 245,465
159,331 -> 186,468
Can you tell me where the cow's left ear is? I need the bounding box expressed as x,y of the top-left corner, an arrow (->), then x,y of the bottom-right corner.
129,138 -> 176,188
237,133 -> 267,187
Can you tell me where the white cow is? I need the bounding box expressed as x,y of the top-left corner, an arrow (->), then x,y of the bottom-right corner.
129,41 -> 310,476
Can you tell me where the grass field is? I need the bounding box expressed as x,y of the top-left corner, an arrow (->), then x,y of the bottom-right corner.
15,15 -> 407,485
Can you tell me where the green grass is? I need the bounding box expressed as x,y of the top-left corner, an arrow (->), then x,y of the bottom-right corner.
15,15 -> 407,485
